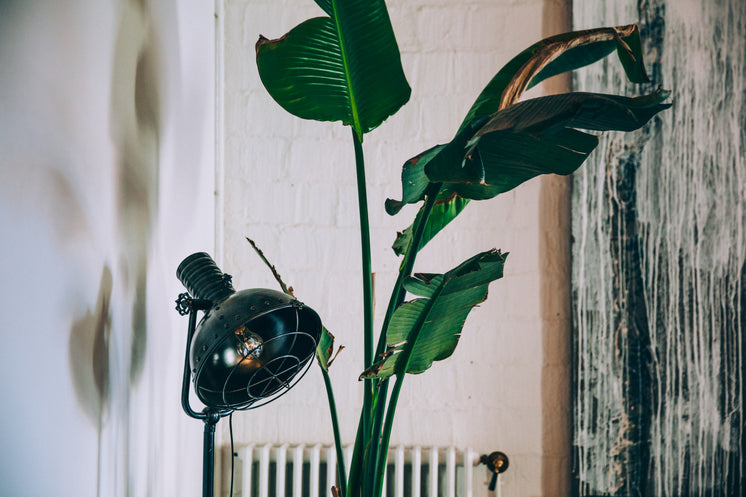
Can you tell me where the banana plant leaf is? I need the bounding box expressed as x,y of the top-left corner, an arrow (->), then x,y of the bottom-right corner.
255,0 -> 410,140
384,145 -> 445,216
457,24 -> 648,133
360,250 -> 506,380
387,25 -> 666,256
317,326 -> 343,372
391,188 -> 468,256
427,89 -> 671,199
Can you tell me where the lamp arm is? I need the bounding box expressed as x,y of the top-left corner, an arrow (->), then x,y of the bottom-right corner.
178,294 -> 238,419
177,296 -> 234,497
182,306 -> 208,419
179,298 -> 235,420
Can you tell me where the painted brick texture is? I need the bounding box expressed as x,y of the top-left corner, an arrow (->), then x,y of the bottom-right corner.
220,1 -> 570,495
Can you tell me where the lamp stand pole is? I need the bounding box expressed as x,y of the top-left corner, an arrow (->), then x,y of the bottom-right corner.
177,295 -> 232,497
201,408 -> 221,497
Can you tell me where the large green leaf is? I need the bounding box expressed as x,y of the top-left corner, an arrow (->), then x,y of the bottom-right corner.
316,326 -> 344,372
457,24 -> 648,133
390,25 -> 647,212
386,116 -> 488,217
360,250 -> 507,379
384,145 -> 445,216
392,189 -> 469,256
427,89 -> 671,200
256,0 -> 411,139
388,89 -> 669,252
386,25 -> 659,256
469,89 -> 670,139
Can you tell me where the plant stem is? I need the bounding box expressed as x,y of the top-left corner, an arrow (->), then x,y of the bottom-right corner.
374,278 -> 442,497
372,374 -> 404,497
322,368 -> 347,497
371,184 -> 441,497
352,128 -> 375,496
346,412 -> 365,497
352,129 -> 374,369
375,183 -> 442,357
367,381 -> 389,495
362,385 -> 386,497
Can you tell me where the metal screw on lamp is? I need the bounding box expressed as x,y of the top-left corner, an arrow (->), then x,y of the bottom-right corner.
175,252 -> 322,497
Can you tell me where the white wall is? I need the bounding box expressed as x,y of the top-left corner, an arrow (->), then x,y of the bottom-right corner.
220,1 -> 570,496
0,1 -> 215,496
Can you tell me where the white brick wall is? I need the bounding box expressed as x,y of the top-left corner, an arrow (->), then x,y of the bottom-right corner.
219,1 -> 570,495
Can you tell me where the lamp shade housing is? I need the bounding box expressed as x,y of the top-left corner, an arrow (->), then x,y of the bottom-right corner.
177,252 -> 321,409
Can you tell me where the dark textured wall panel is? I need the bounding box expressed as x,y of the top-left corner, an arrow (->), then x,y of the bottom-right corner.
571,1 -> 745,496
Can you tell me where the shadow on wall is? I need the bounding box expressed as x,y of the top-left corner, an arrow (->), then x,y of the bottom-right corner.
65,0 -> 162,418
109,0 -> 162,385
70,265 -> 113,424
72,1 -> 163,494
0,0 -> 212,494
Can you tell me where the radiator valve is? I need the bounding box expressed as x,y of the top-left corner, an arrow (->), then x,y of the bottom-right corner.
480,451 -> 509,492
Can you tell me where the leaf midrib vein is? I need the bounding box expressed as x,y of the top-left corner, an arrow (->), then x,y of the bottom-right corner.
330,0 -> 362,138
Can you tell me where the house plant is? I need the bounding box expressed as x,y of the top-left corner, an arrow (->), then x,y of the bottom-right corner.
249,1 -> 670,497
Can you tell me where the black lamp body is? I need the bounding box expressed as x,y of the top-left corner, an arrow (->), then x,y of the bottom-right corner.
190,288 -> 320,409
176,252 -> 321,497
177,252 -> 321,410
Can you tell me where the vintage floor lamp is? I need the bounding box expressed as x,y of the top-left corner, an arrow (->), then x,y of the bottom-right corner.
176,252 -> 322,497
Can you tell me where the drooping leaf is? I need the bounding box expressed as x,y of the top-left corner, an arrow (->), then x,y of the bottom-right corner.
386,115 -> 489,215
441,128 -> 599,199
316,326 -> 344,372
391,224 -> 413,259
256,0 -> 411,140
457,25 -> 648,133
392,190 -> 469,256
386,25 -> 660,257
360,250 -> 507,380
388,88 -> 670,254
384,145 -> 445,216
469,88 -> 671,139
425,89 -> 671,200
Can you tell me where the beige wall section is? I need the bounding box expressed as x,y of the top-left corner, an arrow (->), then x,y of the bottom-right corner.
219,1 -> 571,496
540,5 -> 572,497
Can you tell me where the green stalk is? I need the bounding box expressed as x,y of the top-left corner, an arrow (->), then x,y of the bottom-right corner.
352,128 -> 375,497
362,385 -> 386,497
346,415 -> 365,497
375,183 -> 442,357
321,368 -> 347,497
365,380 -> 388,497
352,129 -> 374,369
374,278 -> 443,497
370,185 -> 441,497
372,374 -> 404,497
374,279 -> 442,497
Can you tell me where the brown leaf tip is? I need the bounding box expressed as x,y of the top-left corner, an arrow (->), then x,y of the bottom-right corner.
255,33 -> 289,56
255,35 -> 270,55
327,345 -> 345,370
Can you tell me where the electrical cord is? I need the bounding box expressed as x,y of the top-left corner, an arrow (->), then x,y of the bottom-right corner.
229,412 -> 235,497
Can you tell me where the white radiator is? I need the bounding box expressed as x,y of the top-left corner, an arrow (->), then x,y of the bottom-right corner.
236,444 -> 484,497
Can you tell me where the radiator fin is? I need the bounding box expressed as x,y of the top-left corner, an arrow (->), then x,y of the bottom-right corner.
236,445 -> 479,497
